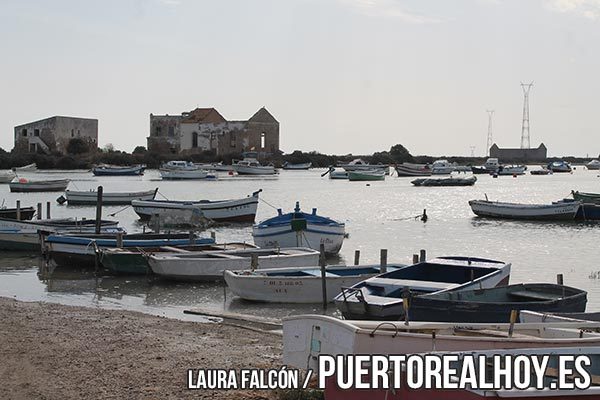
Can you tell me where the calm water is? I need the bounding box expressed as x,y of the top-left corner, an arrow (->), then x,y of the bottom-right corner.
1,167 -> 600,321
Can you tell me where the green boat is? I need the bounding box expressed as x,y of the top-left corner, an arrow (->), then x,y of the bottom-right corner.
347,170 -> 386,181
100,242 -> 257,275
572,190 -> 600,204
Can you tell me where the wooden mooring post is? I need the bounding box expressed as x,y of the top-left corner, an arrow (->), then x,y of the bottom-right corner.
16,200 -> 20,220
413,254 -> 419,264
380,249 -> 388,274
354,250 -> 360,266
319,243 -> 327,310
95,186 -> 103,234
46,201 -> 51,219
419,249 -> 426,262
37,202 -> 42,220
557,274 -> 564,285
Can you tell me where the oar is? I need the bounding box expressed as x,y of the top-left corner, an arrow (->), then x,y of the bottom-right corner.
321,166 -> 334,177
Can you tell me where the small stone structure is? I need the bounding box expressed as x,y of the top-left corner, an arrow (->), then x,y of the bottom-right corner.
14,116 -> 98,154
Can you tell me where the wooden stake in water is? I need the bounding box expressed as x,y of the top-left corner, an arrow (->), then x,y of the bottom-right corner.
413,254 -> 419,264
95,186 -> 103,234
508,310 -> 518,338
380,249 -> 388,274
46,201 -> 51,219
419,249 -> 426,262
37,203 -> 42,220
354,250 -> 360,266
557,274 -> 564,285
320,243 -> 327,310
16,200 -> 20,221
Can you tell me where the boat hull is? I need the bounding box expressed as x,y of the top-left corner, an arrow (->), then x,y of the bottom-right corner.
159,169 -> 209,180
348,171 -> 385,181
92,165 -> 145,176
411,177 -> 476,186
394,165 -> 431,177
65,189 -> 157,205
9,180 -> 69,192
234,166 -> 277,175
252,224 -> 345,255
469,200 -> 579,220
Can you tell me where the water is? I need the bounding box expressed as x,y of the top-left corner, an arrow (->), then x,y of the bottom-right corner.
1,167 -> 600,321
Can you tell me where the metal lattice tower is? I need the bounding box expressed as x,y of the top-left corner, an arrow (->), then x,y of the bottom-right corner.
520,82 -> 533,149
486,109 -> 494,156
470,146 -> 476,157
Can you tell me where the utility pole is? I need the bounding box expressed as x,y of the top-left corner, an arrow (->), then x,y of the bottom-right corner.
486,110 -> 494,156
520,82 -> 533,149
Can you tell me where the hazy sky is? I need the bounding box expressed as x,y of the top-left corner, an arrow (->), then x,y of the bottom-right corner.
1,0 -> 599,157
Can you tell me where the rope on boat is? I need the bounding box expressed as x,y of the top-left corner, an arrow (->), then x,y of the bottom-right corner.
258,196 -> 280,211
108,205 -> 131,217
157,190 -> 170,201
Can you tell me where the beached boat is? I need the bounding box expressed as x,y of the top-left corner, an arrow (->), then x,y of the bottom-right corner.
411,176 -> 476,186
148,247 -> 320,282
131,190 -> 260,223
497,165 -> 526,175
530,167 -> 552,175
335,256 -> 511,320
224,263 -> 405,303
44,233 -> 215,267
394,163 -> 431,177
0,207 -> 36,220
347,169 -> 386,181
92,164 -> 145,176
0,218 -> 120,251
12,163 -> 37,172
283,315 -> 600,372
63,188 -> 158,205
101,242 -> 258,275
587,159 -> 600,170
233,153 -> 277,175
469,199 -> 580,220
322,345 -> 600,400
252,202 -> 346,255
0,170 -> 16,183
547,160 -> 572,173
405,283 -> 587,323
282,162 -> 312,170
9,178 -> 69,193
430,159 -> 454,175
572,190 -> 600,204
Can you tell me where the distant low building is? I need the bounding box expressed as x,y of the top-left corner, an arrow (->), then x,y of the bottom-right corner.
489,143 -> 547,163
147,107 -> 279,156
14,116 -> 98,154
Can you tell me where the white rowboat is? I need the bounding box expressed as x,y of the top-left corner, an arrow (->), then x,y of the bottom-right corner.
469,199 -> 580,220
64,188 -> 158,205
9,178 -> 69,192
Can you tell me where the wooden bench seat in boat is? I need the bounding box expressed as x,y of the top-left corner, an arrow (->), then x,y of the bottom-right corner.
365,278 -> 456,291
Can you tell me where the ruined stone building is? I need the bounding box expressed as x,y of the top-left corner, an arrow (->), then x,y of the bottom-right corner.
14,116 -> 98,154
147,107 -> 279,156
489,143 -> 547,162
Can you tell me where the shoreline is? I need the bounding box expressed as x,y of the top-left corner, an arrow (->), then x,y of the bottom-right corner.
0,296 -> 282,399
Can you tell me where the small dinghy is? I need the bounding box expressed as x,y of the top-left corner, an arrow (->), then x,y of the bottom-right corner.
282,162 -> 312,170
9,178 -> 69,192
572,190 -> 600,204
394,163 -> 431,177
334,256 -> 511,320
252,202 -> 346,255
92,164 -> 145,176
469,199 -> 580,220
347,169 -> 386,181
62,188 -> 158,205
411,176 -> 476,186
405,283 -> 587,323
224,263 -> 405,303
148,247 -> 320,282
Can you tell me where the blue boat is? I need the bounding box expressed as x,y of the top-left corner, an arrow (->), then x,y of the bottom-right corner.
252,202 -> 346,254
92,164 -> 146,176
555,198 -> 600,220
45,233 -> 215,267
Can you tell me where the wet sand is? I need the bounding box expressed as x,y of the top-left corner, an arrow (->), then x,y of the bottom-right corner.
0,297 -> 282,399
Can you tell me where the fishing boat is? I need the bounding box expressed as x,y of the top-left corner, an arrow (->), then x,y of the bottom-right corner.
572,190 -> 600,204
159,168 -> 211,180
469,199 -> 580,220
148,247 -> 320,282
44,233 -> 215,267
252,202 -> 346,255
101,242 -> 258,275
530,167 -> 552,175
394,163 -> 431,177
161,160 -> 196,170
404,283 -> 587,323
547,160 -> 572,173
321,345 -> 600,400
282,162 -> 312,170
12,163 -> 37,172
283,315 -> 600,372
497,165 -> 526,175
347,169 -> 386,181
0,170 -> 16,183
339,159 -> 390,174
555,198 -> 600,220
131,190 -> 260,223
323,167 -> 348,179
62,188 -> 158,205
224,263 -> 405,303
9,178 -> 69,193
91,164 -> 145,176
587,159 -> 600,170
471,158 -> 500,174
0,206 -> 36,220
334,256 -> 511,320
0,218 -> 120,251
411,176 -> 476,186
430,159 -> 454,175
233,152 -> 277,175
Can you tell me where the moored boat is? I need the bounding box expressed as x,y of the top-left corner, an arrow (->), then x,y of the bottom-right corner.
92,164 -> 145,176
430,159 -> 454,175
587,159 -> 600,170
547,160 -> 572,173
338,159 -> 390,174
471,158 -> 499,174
12,163 -> 37,172
394,163 -> 431,177
159,168 -> 211,180
233,152 -> 277,175
148,247 -> 321,282
497,165 -> 526,175
469,199 -> 580,220
131,190 -> 260,223
411,176 -> 476,186
9,178 -> 70,193
405,283 -> 587,323
347,169 -> 386,181
325,168 -> 348,179
530,167 -> 552,175
252,202 -> 346,255
224,263 -> 405,303
0,206 -> 36,220
572,190 -> 600,204
334,256 -> 511,320
0,170 -> 16,183
282,162 -> 312,170
63,188 -> 158,205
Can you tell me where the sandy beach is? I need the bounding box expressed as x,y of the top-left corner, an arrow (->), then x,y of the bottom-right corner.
0,297 -> 283,399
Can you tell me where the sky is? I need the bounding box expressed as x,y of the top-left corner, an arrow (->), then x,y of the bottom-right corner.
1,0 -> 599,157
